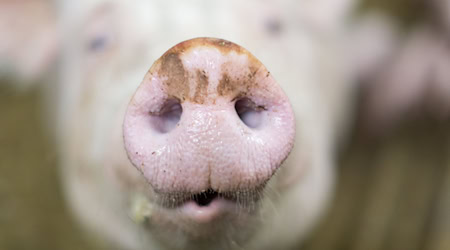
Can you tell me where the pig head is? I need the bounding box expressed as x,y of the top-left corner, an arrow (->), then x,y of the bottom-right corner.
46,0 -> 357,249
121,37 -> 296,248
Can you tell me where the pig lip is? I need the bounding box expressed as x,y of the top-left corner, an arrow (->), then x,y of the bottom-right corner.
157,188 -> 263,223
155,189 -> 237,223
158,187 -> 263,209
179,197 -> 236,224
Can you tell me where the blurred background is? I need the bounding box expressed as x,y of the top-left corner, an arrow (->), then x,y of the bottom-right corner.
1,0 -> 449,249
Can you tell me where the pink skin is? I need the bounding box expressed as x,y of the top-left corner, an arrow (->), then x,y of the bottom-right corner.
181,199 -> 232,224
123,38 -> 295,224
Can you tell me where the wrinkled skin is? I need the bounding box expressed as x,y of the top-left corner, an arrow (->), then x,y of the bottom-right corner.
123,37 -> 297,248
25,0 -> 355,249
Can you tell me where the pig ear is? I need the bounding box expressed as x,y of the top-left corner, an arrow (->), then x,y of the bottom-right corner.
0,1 -> 59,88
297,0 -> 356,31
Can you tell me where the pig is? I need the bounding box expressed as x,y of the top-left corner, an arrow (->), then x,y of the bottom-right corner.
122,37 -> 297,248
48,0 -> 356,249
349,0 -> 450,133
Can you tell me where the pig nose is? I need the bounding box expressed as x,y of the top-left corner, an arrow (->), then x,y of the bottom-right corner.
123,38 -> 295,195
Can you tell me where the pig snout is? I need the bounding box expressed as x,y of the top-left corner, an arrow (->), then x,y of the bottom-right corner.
123,38 -> 295,214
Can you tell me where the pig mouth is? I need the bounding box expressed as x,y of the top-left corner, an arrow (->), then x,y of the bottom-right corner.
191,189 -> 219,207
155,188 -> 264,223
156,187 -> 263,210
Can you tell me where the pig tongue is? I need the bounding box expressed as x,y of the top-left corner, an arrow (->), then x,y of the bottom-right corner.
123,37 -> 295,203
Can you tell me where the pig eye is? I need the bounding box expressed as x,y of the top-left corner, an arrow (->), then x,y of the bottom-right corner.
149,99 -> 182,134
235,98 -> 266,129
264,18 -> 283,36
83,4 -> 117,55
86,29 -> 116,55
87,33 -> 111,53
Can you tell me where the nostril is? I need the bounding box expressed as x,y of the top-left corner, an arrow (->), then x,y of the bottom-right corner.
235,98 -> 266,129
149,99 -> 182,134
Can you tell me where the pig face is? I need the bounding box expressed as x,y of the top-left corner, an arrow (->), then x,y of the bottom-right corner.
124,38 -> 296,196
55,0 -> 354,249
122,37 -> 296,247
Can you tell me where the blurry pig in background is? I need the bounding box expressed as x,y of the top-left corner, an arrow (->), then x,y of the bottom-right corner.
350,0 -> 450,133
4,0 -> 357,249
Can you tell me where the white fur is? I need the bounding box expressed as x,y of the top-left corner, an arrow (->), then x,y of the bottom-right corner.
50,0 -> 357,249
